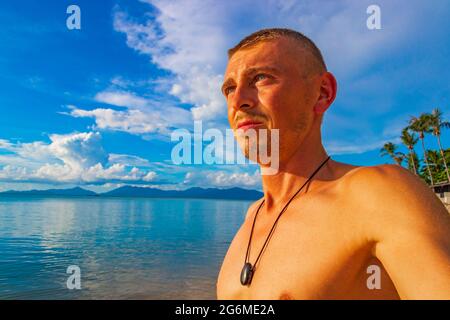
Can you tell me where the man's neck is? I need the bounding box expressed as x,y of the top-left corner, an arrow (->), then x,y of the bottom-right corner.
260,140 -> 331,212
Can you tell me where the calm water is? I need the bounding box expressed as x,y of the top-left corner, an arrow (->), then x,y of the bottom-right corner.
0,196 -> 251,299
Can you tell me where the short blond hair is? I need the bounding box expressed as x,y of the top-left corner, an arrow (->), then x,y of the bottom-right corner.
228,28 -> 327,72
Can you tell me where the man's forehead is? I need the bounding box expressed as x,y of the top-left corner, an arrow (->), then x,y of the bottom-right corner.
224,38 -> 300,78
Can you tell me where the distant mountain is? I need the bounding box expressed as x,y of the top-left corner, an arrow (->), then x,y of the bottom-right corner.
0,187 -> 97,197
0,186 -> 263,200
101,186 -> 263,200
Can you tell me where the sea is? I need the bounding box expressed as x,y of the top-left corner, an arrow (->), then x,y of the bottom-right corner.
0,196 -> 251,299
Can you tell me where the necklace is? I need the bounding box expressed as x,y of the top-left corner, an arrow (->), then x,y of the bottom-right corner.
240,156 -> 331,286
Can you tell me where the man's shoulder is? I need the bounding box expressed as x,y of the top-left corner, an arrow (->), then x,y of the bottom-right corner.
343,163 -> 426,196
338,164 -> 450,248
342,164 -> 447,221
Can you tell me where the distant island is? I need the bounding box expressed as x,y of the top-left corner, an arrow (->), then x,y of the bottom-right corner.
0,186 -> 263,200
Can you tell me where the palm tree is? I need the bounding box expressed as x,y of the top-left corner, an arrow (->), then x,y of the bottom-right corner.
428,108 -> 450,182
407,151 -> 420,174
380,142 -> 405,166
395,152 -> 406,167
425,149 -> 445,183
409,114 -> 434,185
400,127 -> 419,175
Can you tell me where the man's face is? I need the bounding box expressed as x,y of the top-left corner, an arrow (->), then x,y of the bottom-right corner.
222,37 -> 322,164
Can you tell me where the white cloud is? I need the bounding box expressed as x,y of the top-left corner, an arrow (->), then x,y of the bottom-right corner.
68,107 -> 168,134
0,132 -> 158,185
143,171 -> 157,181
326,138 -> 401,155
108,153 -> 152,167
95,90 -> 149,108
65,96 -> 192,135
113,1 -> 228,121
184,169 -> 261,189
0,139 -> 13,149
0,165 -> 30,180
48,132 -> 108,169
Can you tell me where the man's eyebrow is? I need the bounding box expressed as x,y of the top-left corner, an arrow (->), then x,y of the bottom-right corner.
244,66 -> 281,76
221,66 -> 281,94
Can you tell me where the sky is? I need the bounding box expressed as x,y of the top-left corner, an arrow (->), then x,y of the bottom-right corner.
0,0 -> 449,192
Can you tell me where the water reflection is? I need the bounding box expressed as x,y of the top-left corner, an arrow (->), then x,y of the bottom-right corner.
0,197 -> 251,299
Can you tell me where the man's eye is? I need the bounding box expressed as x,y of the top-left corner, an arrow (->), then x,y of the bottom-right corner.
254,74 -> 268,82
224,86 -> 235,95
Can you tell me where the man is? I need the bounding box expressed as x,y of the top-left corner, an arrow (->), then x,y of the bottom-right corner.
216,28 -> 450,300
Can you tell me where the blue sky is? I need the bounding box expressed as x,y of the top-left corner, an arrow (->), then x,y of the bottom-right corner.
0,0 -> 449,192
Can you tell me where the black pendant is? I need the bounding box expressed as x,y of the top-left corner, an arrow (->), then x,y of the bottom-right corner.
240,262 -> 254,286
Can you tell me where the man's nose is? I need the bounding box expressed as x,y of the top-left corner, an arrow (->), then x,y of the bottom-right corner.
230,85 -> 257,112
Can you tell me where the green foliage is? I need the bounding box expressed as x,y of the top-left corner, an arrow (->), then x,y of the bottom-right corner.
382,108 -> 449,186
407,151 -> 419,174
418,149 -> 449,184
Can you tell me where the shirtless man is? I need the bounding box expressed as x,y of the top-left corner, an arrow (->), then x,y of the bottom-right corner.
216,28 -> 450,300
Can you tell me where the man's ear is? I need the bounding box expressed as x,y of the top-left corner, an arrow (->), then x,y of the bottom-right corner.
313,72 -> 337,114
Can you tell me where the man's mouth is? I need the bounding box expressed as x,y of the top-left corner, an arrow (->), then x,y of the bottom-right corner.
236,120 -> 264,131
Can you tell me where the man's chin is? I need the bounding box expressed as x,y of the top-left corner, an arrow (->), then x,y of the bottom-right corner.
238,141 -> 273,160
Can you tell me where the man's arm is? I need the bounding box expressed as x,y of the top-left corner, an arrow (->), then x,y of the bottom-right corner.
354,164 -> 450,299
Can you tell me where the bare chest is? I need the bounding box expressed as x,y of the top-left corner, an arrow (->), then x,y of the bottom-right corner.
217,199 -> 399,299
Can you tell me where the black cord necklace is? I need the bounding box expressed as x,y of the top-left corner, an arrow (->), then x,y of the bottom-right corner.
240,156 -> 331,286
